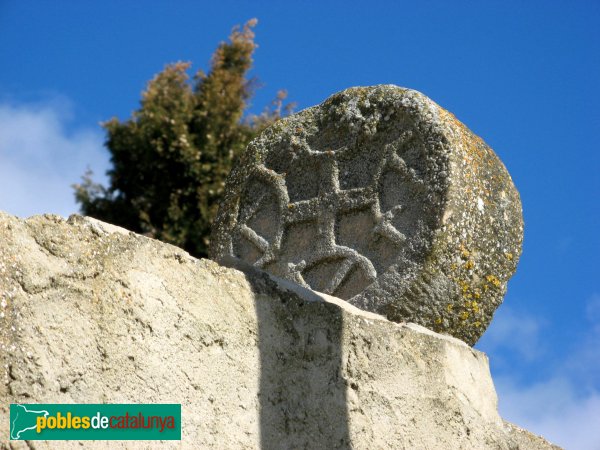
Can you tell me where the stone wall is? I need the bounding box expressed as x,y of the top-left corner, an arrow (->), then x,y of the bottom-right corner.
0,213 -> 558,449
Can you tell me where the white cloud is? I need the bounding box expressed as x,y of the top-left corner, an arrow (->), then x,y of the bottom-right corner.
586,293 -> 600,323
477,304 -> 547,362
0,99 -> 110,218
482,297 -> 600,449
564,295 -> 600,391
497,376 -> 600,449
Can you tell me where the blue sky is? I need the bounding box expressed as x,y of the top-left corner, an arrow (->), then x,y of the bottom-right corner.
1,1 -> 598,447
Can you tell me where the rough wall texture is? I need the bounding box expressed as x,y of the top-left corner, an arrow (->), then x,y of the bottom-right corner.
210,85 -> 523,345
0,213 -> 555,449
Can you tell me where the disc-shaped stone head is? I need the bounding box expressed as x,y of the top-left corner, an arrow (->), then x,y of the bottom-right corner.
210,85 -> 523,345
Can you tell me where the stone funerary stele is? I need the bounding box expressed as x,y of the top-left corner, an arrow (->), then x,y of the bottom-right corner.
210,85 -> 523,345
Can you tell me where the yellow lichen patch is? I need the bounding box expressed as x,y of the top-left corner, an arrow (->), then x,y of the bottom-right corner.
486,274 -> 501,288
458,280 -> 470,294
460,311 -> 469,321
460,244 -> 470,259
463,300 -> 480,313
446,304 -> 454,312
464,260 -> 474,270
287,203 -> 294,209
505,252 -> 514,261
435,318 -> 442,325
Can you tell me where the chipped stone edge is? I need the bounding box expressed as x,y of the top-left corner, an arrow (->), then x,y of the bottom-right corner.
219,255 -> 470,349
67,214 -> 133,236
504,421 -> 562,450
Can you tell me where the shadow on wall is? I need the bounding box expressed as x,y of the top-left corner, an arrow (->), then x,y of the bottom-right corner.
225,258 -> 351,449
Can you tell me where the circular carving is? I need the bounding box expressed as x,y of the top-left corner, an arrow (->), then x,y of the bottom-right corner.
210,85 -> 523,345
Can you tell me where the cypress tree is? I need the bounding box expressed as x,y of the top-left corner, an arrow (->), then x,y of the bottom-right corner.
74,19 -> 292,257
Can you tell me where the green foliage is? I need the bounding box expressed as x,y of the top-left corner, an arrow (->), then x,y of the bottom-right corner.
74,19 -> 293,257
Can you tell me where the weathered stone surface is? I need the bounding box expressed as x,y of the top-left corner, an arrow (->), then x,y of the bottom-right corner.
210,85 -> 523,345
0,212 -> 556,449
